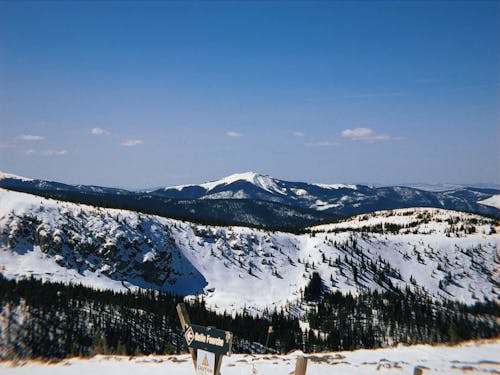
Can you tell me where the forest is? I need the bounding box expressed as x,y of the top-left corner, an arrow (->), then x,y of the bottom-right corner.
1,274 -> 498,360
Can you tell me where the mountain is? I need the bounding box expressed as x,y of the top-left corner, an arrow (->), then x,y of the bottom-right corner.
387,182 -> 500,192
0,171 -> 131,195
1,171 -> 499,231
0,172 -> 328,230
1,187 -> 498,314
152,171 -> 500,218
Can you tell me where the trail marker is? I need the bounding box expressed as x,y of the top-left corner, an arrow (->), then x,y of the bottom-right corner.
176,302 -> 307,375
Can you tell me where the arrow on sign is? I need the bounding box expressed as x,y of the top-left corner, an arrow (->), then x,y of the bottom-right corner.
184,326 -> 195,346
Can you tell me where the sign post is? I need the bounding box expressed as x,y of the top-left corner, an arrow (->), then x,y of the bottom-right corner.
177,303 -> 197,368
177,303 -> 307,375
177,303 -> 233,375
294,356 -> 308,375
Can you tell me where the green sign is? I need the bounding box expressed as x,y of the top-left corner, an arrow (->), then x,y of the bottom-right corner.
184,324 -> 232,356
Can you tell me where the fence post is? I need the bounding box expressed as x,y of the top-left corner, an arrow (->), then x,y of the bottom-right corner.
414,366 -> 425,375
294,355 -> 308,375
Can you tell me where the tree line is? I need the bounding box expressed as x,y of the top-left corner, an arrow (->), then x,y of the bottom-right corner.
0,274 -> 498,360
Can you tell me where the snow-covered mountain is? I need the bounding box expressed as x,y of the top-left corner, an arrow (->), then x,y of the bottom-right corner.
1,188 -> 498,314
1,171 -> 499,230
0,171 -> 131,195
393,182 -> 500,192
152,172 -> 500,217
0,171 -> 329,229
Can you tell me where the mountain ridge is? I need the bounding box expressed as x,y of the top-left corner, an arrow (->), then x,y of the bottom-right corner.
1,187 -> 498,315
1,171 -> 499,232
150,171 -> 500,218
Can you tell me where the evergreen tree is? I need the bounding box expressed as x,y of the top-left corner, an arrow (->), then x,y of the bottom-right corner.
304,272 -> 323,301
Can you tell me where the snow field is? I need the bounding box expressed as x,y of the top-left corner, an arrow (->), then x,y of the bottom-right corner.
0,340 -> 498,374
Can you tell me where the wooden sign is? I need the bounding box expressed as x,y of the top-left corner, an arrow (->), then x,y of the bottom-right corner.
184,324 -> 232,356
177,303 -> 232,375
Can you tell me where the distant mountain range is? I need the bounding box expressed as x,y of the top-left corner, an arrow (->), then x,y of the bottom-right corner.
1,171 -> 499,229
394,182 -> 500,192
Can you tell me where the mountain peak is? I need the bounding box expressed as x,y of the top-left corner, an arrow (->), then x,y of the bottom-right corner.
220,171 -> 277,185
195,171 -> 287,195
169,171 -> 284,194
218,171 -> 266,184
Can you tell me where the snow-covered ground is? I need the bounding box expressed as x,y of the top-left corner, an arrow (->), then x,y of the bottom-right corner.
0,340 -> 498,374
1,188 -> 499,315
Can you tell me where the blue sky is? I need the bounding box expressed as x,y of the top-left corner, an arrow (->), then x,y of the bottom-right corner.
0,1 -> 499,188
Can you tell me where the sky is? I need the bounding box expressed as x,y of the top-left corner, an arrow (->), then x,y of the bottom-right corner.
0,1 -> 499,189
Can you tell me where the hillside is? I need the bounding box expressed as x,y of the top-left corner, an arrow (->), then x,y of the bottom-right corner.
1,188 -> 498,315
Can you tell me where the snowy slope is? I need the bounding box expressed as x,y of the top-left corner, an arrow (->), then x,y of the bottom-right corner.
0,170 -> 131,195
0,171 -> 33,181
479,194 -> 500,209
0,340 -> 499,375
0,188 -> 207,296
0,188 -> 498,315
173,172 -> 288,196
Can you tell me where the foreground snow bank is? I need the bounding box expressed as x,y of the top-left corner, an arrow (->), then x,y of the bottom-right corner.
1,340 -> 498,374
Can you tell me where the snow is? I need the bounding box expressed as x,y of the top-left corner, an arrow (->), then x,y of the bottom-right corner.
0,340 -> 498,374
291,188 -> 308,196
309,207 -> 493,233
0,245 -> 135,292
203,190 -> 249,199
1,189 -> 498,315
142,250 -> 157,262
398,183 -> 466,192
313,183 -> 358,190
171,172 -> 287,196
310,199 -> 340,211
169,172 -> 360,197
478,194 -> 500,209
0,171 -> 33,181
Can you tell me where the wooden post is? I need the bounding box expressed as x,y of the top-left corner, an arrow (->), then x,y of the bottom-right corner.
176,303 -> 197,369
214,355 -> 223,375
294,356 -> 307,375
414,367 -> 425,375
265,325 -> 273,352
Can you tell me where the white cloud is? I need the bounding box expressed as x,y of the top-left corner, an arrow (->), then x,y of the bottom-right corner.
304,141 -> 339,147
91,127 -> 110,136
226,131 -> 243,137
341,128 -> 399,143
43,150 -> 68,156
25,149 -> 36,155
121,139 -> 144,147
292,131 -> 305,137
18,135 -> 45,141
